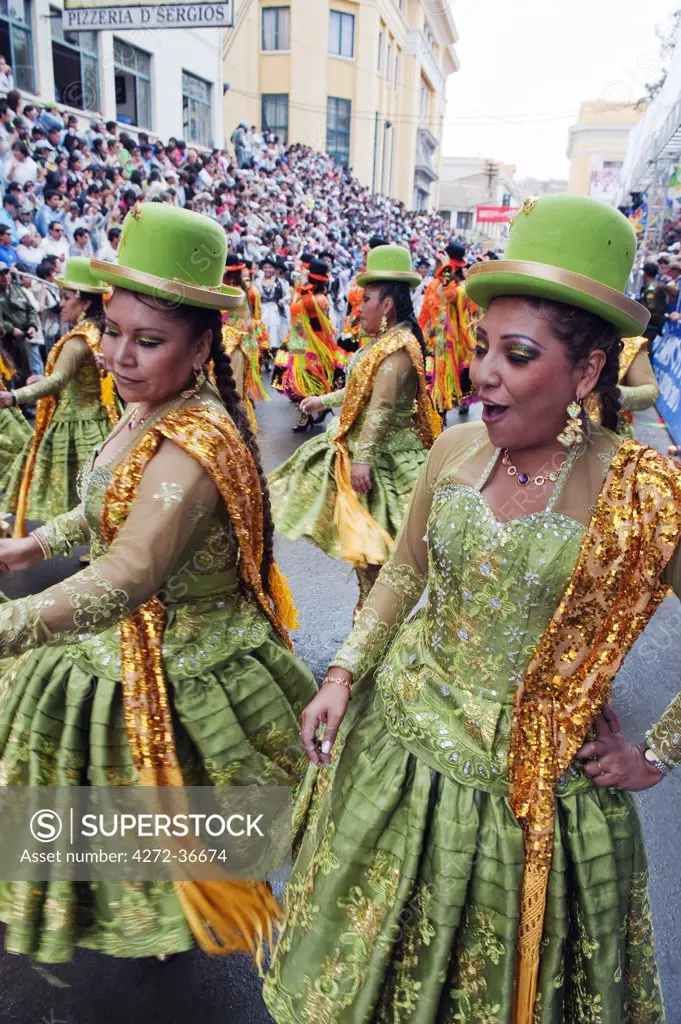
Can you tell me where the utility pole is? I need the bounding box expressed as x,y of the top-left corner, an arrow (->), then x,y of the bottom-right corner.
484,159 -> 499,201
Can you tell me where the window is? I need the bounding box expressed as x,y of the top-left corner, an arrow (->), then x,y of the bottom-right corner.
329,10 -> 354,59
395,49 -> 400,90
420,77 -> 431,122
327,96 -> 351,168
377,29 -> 383,72
262,93 -> 289,143
456,211 -> 473,231
114,38 -> 152,129
262,6 -> 289,51
182,70 -> 212,147
386,42 -> 391,80
51,8 -> 99,111
0,0 -> 33,92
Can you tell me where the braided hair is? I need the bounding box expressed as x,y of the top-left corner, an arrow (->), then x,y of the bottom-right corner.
135,296 -> 276,590
524,297 -> 623,432
377,281 -> 427,361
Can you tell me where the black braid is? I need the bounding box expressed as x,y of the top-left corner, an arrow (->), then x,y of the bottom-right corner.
133,295 -> 276,590
80,292 -> 106,331
524,297 -> 623,432
208,320 -> 276,587
377,282 -> 426,361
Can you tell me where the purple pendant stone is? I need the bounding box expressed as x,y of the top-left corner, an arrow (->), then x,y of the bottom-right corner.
517,473 -> 529,486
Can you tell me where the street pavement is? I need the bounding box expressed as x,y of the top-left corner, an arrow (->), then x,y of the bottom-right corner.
0,391 -> 680,1024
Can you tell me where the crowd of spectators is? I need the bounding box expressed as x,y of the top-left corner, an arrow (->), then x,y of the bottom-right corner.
0,83 -> 481,379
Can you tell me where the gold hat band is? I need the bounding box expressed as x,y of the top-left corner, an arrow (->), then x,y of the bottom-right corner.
90,260 -> 244,310
466,259 -> 649,332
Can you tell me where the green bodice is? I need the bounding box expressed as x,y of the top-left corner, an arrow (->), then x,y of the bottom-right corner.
377,484 -> 585,790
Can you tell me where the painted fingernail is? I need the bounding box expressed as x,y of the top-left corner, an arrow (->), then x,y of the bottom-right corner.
321,740 -> 332,754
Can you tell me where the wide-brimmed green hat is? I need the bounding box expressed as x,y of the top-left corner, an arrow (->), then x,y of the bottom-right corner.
55,256 -> 111,295
465,195 -> 648,337
91,203 -> 243,310
357,244 -> 421,289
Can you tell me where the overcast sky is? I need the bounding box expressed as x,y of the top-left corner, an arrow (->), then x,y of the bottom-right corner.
442,0 -> 680,180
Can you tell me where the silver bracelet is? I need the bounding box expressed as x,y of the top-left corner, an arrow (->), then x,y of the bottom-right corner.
639,742 -> 673,777
30,529 -> 52,561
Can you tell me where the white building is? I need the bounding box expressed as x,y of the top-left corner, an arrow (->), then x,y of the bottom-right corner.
3,0 -> 224,146
438,156 -> 524,245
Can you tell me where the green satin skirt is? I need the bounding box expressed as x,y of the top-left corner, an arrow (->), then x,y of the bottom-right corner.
0,596 -> 317,963
269,422 -> 427,562
0,407 -> 31,502
0,407 -> 113,521
263,689 -> 665,1024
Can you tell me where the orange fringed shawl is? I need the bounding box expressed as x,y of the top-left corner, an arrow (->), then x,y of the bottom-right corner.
101,404 -> 298,965
13,320 -> 119,537
333,324 -> 440,568
509,439 -> 681,1023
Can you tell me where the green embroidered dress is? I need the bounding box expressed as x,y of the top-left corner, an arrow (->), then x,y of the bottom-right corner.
0,387 -> 316,963
269,343 -> 428,562
264,421 -> 681,1024
1,326 -> 118,521
0,404 -> 30,500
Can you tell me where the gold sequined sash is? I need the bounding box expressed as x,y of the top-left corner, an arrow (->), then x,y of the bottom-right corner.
13,320 -> 119,537
334,324 -> 440,568
101,404 -> 298,964
509,439 -> 681,1023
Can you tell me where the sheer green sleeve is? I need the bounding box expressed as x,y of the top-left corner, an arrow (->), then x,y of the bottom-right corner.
353,350 -> 414,466
31,505 -> 90,559
12,336 -> 90,405
0,438 -> 219,657
331,451 -> 433,678
320,387 -> 345,410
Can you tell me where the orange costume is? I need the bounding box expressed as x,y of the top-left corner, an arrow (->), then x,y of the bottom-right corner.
419,247 -> 477,415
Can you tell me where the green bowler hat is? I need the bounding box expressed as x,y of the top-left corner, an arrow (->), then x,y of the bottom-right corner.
357,244 -> 421,289
465,195 -> 649,337
55,256 -> 111,295
91,203 -> 243,310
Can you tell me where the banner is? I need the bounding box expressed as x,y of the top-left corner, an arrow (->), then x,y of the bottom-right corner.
476,205 -> 520,224
651,320 -> 681,445
63,0 -> 234,30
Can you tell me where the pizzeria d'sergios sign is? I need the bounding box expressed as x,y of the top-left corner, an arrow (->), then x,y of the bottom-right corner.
63,0 -> 234,30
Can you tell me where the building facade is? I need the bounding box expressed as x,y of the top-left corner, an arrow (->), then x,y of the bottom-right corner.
3,0 -> 224,146
438,156 -> 524,245
223,0 -> 460,210
567,100 -> 644,205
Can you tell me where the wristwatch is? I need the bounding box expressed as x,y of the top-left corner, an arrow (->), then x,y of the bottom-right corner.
639,742 -> 673,778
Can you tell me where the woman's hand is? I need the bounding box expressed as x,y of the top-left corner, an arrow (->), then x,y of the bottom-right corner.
300,396 -> 324,415
0,392 -> 13,409
299,672 -> 352,766
0,536 -> 43,575
351,463 -> 372,494
577,705 -> 663,792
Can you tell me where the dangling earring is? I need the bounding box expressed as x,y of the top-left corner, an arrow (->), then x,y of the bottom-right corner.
379,315 -> 388,336
557,399 -> 584,448
76,310 -> 86,324
181,366 -> 207,399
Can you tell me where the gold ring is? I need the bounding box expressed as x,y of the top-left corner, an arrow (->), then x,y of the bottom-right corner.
597,759 -> 605,776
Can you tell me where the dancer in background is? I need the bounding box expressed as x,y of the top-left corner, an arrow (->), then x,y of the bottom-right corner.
222,253 -> 268,405
338,236 -> 387,356
257,255 -> 286,368
0,203 -> 316,966
0,256 -> 120,534
243,257 -> 271,370
419,241 -> 477,418
270,245 -> 439,615
265,196 -> 673,1024
281,259 -> 337,432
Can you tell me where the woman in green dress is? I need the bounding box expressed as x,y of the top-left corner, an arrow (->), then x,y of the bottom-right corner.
0,256 -> 120,536
269,245 -> 440,614
264,196 -> 681,1023
0,203 -> 316,964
